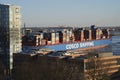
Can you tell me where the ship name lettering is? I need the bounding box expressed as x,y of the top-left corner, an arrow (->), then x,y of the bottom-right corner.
66,43 -> 79,50
80,42 -> 94,47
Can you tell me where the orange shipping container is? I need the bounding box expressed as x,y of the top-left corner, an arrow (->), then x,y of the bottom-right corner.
89,30 -> 92,40
81,30 -> 84,41
56,40 -> 59,44
56,37 -> 59,44
47,41 -> 52,45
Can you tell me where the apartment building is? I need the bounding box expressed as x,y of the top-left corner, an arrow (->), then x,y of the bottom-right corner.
0,4 -> 21,70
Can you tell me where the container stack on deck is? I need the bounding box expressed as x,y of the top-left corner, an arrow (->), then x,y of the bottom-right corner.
51,32 -> 56,44
22,25 -> 110,47
55,32 -> 59,44
107,29 -> 110,38
84,29 -> 89,40
89,30 -> 92,40
81,30 -> 84,41
62,29 -> 67,43
66,30 -> 70,42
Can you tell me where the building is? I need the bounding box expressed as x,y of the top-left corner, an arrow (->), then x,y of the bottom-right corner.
72,52 -> 120,80
0,4 -> 21,70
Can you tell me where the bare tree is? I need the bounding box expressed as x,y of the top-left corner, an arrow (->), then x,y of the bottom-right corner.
13,56 -> 84,80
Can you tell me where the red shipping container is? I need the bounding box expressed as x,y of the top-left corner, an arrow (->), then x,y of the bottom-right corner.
41,39 -> 47,45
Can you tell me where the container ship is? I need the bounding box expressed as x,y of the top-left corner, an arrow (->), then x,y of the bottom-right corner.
22,25 -> 111,53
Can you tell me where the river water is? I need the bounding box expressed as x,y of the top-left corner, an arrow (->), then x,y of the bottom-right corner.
91,35 -> 120,55
112,36 -> 120,55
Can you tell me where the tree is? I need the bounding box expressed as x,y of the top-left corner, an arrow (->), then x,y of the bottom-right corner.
0,57 -> 7,80
13,55 -> 84,80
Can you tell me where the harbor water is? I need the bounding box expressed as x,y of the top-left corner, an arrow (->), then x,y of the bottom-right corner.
112,36 -> 120,55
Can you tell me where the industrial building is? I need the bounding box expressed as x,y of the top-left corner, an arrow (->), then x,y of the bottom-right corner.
71,52 -> 120,80
0,4 -> 21,70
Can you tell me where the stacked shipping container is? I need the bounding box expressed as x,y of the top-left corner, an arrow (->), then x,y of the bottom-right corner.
22,26 -> 110,47
55,32 -> 59,44
62,29 -> 67,43
51,33 -> 56,44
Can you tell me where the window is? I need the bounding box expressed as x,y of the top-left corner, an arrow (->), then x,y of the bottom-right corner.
117,58 -> 120,65
16,8 -> 19,13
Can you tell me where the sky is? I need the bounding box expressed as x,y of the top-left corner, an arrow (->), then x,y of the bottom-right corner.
0,0 -> 120,27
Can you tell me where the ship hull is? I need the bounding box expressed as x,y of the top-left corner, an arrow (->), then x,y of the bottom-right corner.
22,39 -> 111,52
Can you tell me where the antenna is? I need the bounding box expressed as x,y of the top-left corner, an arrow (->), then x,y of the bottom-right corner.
23,22 -> 26,35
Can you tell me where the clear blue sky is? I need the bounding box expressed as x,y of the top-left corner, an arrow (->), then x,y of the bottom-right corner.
1,0 -> 120,27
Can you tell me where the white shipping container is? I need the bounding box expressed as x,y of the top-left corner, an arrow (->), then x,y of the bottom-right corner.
56,33 -> 59,37
40,33 -> 44,39
51,33 -> 56,37
52,37 -> 55,41
40,33 -> 43,45
51,38 -> 56,44
66,38 -> 70,42
51,33 -> 56,44
69,31 -> 72,37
